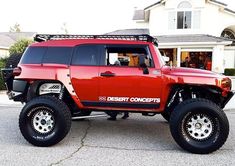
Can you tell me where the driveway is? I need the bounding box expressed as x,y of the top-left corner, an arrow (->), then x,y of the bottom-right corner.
0,98 -> 235,166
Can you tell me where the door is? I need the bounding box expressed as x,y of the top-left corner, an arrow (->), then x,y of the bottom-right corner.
70,44 -> 103,102
98,44 -> 162,110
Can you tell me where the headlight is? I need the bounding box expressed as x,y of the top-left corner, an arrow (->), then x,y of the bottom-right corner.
221,77 -> 232,90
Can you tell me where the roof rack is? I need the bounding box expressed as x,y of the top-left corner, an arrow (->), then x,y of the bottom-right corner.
34,34 -> 158,46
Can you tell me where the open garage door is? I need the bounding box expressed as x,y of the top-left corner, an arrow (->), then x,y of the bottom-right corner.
180,48 -> 213,70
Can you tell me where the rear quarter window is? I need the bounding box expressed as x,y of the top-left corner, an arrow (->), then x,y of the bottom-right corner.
42,47 -> 72,64
20,47 -> 47,64
71,45 -> 104,66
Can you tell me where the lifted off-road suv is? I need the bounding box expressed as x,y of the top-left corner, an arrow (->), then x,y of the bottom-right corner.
1,34 -> 234,154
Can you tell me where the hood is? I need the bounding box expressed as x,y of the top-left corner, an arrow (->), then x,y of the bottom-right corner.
161,66 -> 224,78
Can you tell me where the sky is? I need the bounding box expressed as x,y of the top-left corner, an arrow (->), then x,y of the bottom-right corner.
0,0 -> 235,34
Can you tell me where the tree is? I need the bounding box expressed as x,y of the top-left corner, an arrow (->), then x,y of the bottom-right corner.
9,23 -> 21,32
9,39 -> 32,55
61,22 -> 69,34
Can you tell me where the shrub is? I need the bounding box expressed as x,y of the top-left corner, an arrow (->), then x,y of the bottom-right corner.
9,39 -> 32,55
0,39 -> 32,90
0,57 -> 8,90
224,68 -> 235,76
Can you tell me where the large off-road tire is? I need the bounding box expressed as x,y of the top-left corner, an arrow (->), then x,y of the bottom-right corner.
19,96 -> 71,147
5,53 -> 22,68
170,98 -> 229,154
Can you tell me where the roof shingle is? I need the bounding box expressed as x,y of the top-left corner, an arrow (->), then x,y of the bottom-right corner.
104,29 -> 233,44
105,29 -> 150,35
133,10 -> 145,20
0,32 -> 35,48
156,34 -> 233,43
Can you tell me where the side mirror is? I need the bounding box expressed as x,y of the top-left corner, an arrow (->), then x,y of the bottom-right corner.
139,56 -> 149,74
139,62 -> 149,74
142,67 -> 149,74
162,56 -> 170,62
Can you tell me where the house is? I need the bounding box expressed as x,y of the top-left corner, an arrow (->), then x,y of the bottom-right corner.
0,32 -> 35,58
108,0 -> 235,73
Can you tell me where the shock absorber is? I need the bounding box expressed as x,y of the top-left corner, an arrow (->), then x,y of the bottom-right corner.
192,92 -> 197,98
59,85 -> 65,100
178,90 -> 184,102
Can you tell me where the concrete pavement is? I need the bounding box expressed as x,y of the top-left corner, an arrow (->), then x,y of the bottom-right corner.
0,92 -> 235,166
0,105 -> 235,166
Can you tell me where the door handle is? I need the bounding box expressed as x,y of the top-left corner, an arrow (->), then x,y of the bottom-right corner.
100,71 -> 115,77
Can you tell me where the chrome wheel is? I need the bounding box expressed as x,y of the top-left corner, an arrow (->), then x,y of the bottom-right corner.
32,107 -> 55,134
184,114 -> 214,141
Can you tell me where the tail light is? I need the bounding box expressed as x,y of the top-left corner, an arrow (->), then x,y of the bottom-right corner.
13,67 -> 22,76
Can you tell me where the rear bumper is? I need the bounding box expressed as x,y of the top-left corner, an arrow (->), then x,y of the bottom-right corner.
7,91 -> 23,100
1,68 -> 27,102
222,90 -> 235,108
1,68 -> 14,91
8,80 -> 28,101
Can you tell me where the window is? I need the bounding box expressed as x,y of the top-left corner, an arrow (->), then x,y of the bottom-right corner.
177,11 -> 191,29
177,1 -> 192,8
177,1 -> 192,29
42,47 -> 72,64
221,29 -> 235,46
20,47 -> 47,64
103,45 -> 154,67
221,29 -> 235,40
168,1 -> 200,30
71,45 -> 104,66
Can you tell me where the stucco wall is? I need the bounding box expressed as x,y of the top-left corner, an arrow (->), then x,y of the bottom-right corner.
141,0 -> 235,36
200,4 -> 235,36
0,48 -> 9,58
224,46 -> 235,69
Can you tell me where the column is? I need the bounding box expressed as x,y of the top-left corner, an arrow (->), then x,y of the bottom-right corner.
212,45 -> 225,73
177,47 -> 181,67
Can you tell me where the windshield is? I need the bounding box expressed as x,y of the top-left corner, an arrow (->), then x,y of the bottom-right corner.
154,45 -> 166,66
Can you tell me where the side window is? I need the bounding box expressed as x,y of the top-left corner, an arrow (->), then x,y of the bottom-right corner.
104,45 -> 154,67
42,47 -> 72,64
71,45 -> 103,66
20,47 -> 47,64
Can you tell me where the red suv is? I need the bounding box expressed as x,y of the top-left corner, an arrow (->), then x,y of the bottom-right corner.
1,34 -> 234,154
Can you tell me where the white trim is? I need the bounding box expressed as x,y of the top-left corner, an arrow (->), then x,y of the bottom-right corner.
0,46 -> 9,49
181,48 -> 213,52
208,1 -> 227,8
177,47 -> 181,67
224,46 -> 235,50
135,19 -> 147,23
144,3 -> 162,11
223,9 -> 235,16
159,41 -> 232,46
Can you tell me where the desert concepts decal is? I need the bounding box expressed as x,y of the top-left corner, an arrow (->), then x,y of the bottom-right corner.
99,96 -> 160,103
